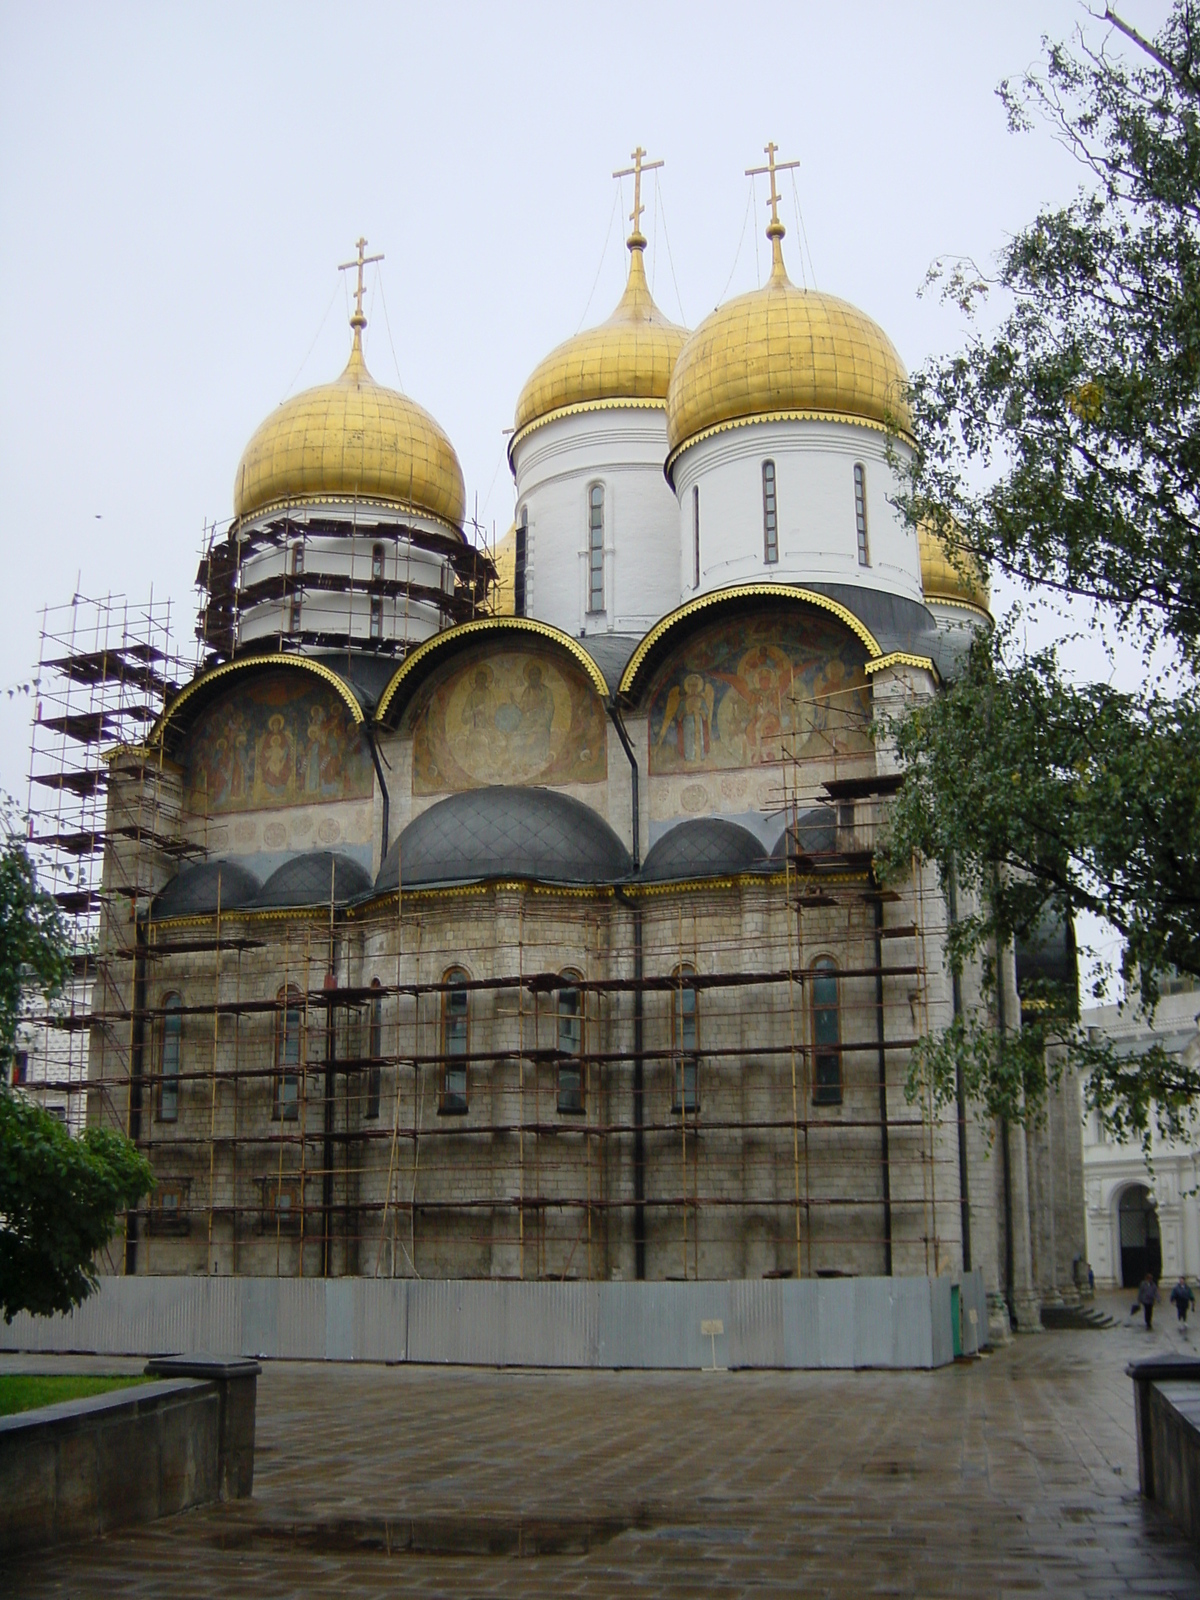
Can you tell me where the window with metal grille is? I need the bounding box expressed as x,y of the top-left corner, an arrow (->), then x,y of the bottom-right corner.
588,485 -> 604,612
557,975 -> 584,1113
366,978 -> 382,1119
441,969 -> 469,1112
159,993 -> 182,1121
515,506 -> 528,617
672,964 -> 699,1112
853,464 -> 870,565
812,957 -> 843,1104
762,461 -> 778,563
274,985 -> 302,1120
692,486 -> 701,587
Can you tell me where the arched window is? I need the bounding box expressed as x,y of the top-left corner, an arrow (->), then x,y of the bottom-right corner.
371,542 -> 385,581
762,460 -> 778,563
853,463 -> 870,566
812,958 -> 842,1105
369,595 -> 383,640
274,984 -> 302,1120
515,506 -> 528,618
159,992 -> 182,1122
557,973 -> 584,1114
289,542 -> 304,633
366,978 -> 383,1120
692,486 -> 701,588
588,484 -> 605,612
671,964 -> 699,1113
441,967 -> 469,1113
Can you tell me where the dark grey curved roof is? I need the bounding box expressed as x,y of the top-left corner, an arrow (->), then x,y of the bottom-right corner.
376,786 -> 632,889
254,851 -> 373,909
772,805 -> 837,860
641,818 -> 766,883
152,859 -> 261,918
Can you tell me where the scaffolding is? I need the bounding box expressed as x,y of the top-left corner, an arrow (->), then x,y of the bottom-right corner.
21,594 -> 194,1130
64,659 -> 959,1283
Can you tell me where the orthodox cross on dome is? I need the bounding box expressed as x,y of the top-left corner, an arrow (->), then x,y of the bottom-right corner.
613,146 -> 664,249
745,143 -> 800,270
338,236 -> 384,330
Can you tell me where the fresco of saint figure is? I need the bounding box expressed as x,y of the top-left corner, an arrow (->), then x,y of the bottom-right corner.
411,645 -> 607,794
647,611 -> 871,776
182,673 -> 373,815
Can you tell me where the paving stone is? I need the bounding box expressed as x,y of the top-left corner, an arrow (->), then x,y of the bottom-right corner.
4,1291 -> 1200,1596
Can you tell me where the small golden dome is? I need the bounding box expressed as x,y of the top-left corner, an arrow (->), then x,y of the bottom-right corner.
490,521 -> 517,615
511,234 -> 688,454
234,330 -> 465,529
666,238 -> 912,470
918,519 -> 991,616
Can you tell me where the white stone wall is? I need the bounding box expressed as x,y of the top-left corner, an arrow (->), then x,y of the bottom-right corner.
670,419 -> 921,604
510,407 -> 681,637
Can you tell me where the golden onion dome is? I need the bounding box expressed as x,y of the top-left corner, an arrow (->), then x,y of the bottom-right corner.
234,326 -> 465,530
666,229 -> 912,473
511,232 -> 688,457
918,519 -> 991,616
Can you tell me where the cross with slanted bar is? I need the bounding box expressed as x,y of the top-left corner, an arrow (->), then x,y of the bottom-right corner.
613,147 -> 664,240
339,236 -> 384,328
745,143 -> 800,231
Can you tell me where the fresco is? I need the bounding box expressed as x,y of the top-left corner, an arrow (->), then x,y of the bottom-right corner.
182,673 -> 373,814
647,611 -> 871,775
411,643 -> 607,794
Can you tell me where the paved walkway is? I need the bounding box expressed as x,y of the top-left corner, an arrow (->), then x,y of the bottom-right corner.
5,1290 -> 1200,1597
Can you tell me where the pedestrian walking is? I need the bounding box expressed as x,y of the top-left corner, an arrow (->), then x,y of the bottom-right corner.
1136,1272 -> 1159,1330
1169,1276 -> 1195,1332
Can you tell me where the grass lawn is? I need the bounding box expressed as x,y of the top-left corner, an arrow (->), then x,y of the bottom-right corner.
0,1373 -> 151,1417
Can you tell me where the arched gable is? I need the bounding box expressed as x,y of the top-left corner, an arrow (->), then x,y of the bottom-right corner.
395,625 -> 610,797
630,588 -> 876,776
165,664 -> 373,818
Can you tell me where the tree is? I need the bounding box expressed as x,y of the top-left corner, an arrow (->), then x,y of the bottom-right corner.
883,3 -> 1200,1139
0,804 -> 152,1322
0,1093 -> 153,1322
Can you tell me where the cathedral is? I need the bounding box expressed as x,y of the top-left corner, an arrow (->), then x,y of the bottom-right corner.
87,148 -> 1084,1336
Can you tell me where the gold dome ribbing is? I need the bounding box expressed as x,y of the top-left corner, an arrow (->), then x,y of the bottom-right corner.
666,240 -> 912,466
512,236 -> 688,450
918,520 -> 991,615
234,330 -> 466,529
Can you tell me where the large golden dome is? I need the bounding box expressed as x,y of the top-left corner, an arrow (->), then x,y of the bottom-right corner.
234,329 -> 465,529
918,519 -> 991,616
666,237 -> 912,473
511,234 -> 688,456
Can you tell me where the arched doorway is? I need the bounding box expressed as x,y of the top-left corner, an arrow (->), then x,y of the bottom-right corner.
1118,1185 -> 1162,1288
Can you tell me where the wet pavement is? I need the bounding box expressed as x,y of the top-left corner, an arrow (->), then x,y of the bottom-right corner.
4,1288 -> 1200,1597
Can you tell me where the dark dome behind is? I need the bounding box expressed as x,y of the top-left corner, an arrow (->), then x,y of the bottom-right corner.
772,805 -> 837,860
641,818 -> 766,883
376,787 -> 632,889
255,851 -> 373,909
152,859 -> 261,918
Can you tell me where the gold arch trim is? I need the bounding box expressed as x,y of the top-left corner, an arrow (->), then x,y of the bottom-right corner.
235,491 -> 465,539
618,583 -> 884,699
376,616 -> 610,725
664,407 -> 915,484
923,592 -> 993,623
508,397 -> 668,464
150,654 -> 366,746
863,652 -> 938,678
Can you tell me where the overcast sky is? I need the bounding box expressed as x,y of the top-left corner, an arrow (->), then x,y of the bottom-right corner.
0,0 -> 1174,986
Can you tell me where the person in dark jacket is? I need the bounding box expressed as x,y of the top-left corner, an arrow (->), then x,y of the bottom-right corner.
1137,1273 -> 1159,1329
1170,1276 -> 1195,1330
